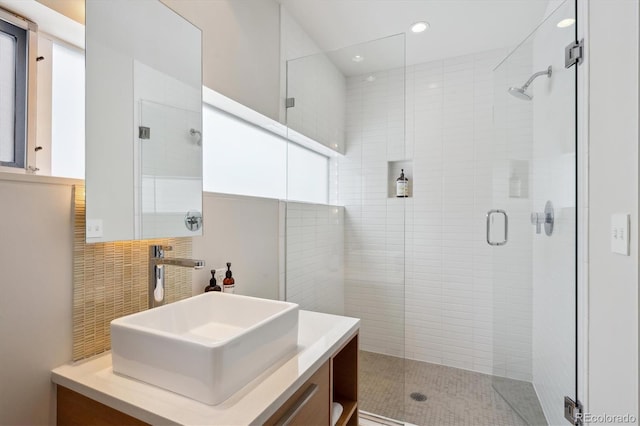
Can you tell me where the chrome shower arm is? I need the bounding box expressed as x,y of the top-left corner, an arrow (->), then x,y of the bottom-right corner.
522,66 -> 552,90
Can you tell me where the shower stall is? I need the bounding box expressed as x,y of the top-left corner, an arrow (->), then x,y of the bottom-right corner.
282,1 -> 578,424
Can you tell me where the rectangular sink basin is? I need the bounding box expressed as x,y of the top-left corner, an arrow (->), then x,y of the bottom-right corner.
111,292 -> 299,405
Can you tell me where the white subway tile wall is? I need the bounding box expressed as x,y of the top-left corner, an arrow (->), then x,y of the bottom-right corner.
492,45 -> 536,382
341,66 -> 407,359
285,203 -> 345,315
340,46 -> 536,378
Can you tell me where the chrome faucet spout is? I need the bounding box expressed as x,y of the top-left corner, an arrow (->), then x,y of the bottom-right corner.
149,245 -> 205,308
154,258 -> 205,269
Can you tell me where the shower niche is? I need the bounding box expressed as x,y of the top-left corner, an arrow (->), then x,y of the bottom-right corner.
388,160 -> 413,198
508,159 -> 529,199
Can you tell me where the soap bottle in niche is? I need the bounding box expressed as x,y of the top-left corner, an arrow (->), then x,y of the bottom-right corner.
204,269 -> 221,292
223,262 -> 235,294
509,173 -> 522,198
396,169 -> 409,198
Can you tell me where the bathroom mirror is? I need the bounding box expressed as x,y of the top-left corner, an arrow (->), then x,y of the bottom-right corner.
85,0 -> 203,242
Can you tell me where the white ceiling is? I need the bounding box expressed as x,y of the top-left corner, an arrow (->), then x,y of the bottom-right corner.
279,0 -> 566,69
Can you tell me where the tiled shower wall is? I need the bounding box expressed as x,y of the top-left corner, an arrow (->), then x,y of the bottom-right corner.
340,47 -> 535,378
72,185 -> 192,360
340,66 -> 407,357
285,202 -> 345,315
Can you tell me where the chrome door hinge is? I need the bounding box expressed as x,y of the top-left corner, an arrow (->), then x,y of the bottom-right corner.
565,39 -> 584,68
564,396 -> 583,425
285,97 -> 295,108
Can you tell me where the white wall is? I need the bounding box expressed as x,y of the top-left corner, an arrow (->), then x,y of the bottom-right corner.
34,0 -> 83,24
191,193 -> 281,300
162,0 -> 281,122
279,6 -> 321,124
280,7 -> 347,154
191,193 -> 346,314
587,0 -> 639,421
0,176 -> 75,425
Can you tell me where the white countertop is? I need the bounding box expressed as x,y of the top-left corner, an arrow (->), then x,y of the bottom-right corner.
52,310 -> 359,426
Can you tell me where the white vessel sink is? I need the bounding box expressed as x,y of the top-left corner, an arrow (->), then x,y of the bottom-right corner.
111,292 -> 299,405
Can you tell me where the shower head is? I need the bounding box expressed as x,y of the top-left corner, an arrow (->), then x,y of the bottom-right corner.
508,66 -> 552,101
508,86 -> 533,101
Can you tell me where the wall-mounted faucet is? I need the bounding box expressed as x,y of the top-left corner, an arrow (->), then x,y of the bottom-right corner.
149,245 -> 205,309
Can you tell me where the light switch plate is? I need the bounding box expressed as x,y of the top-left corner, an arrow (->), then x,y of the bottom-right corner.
86,219 -> 104,238
611,214 -> 630,255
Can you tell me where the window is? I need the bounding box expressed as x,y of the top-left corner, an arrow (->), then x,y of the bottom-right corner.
203,104 -> 329,203
287,142 -> 328,203
203,105 -> 287,199
51,42 -> 84,179
0,17 -> 27,168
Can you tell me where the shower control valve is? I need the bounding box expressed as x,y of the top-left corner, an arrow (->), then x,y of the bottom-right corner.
530,201 -> 554,236
530,212 -> 546,234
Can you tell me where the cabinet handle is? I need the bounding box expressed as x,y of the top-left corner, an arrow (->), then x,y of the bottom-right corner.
274,383 -> 319,426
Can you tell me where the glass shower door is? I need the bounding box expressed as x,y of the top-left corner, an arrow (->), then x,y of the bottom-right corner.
490,1 -> 577,425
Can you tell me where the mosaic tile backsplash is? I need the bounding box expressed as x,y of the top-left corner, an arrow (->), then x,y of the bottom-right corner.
72,185 -> 192,361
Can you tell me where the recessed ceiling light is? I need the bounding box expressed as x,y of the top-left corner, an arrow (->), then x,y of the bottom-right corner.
557,18 -> 575,28
365,75 -> 376,82
411,21 -> 430,33
352,55 -> 364,63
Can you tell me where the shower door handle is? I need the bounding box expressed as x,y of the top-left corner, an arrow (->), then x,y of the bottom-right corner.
486,209 -> 508,246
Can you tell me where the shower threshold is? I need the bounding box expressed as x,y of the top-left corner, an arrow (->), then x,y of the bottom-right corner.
359,410 -> 417,426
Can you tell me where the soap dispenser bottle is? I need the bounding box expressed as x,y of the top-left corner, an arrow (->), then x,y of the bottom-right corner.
396,169 -> 409,198
223,262 -> 235,294
205,270 -> 221,292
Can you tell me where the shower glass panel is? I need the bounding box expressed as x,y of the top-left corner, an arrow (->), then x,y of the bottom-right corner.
284,34 -> 407,423
491,1 -> 577,425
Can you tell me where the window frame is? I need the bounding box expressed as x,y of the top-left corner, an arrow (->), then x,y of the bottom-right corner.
0,15 -> 28,169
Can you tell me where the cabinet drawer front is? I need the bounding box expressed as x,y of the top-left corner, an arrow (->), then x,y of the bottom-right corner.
266,360 -> 330,426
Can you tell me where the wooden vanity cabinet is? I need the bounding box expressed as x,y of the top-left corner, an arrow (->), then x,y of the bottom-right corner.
57,333 -> 358,426
265,360 -> 331,425
331,333 -> 358,426
57,386 -> 147,426
264,332 -> 359,426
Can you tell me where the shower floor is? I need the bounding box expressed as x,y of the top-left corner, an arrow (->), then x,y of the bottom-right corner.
359,351 -> 547,426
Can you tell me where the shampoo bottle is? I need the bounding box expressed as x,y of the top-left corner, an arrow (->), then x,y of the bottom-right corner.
396,169 -> 409,198
509,173 -> 522,198
223,262 -> 235,294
